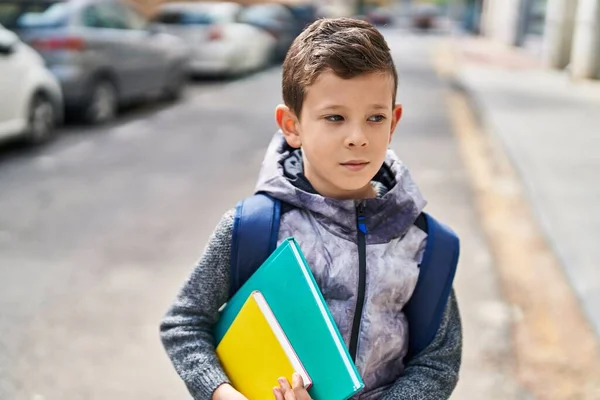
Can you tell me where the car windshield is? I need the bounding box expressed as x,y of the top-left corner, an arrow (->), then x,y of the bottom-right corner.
155,3 -> 238,25
0,2 -> 69,29
238,5 -> 290,25
240,5 -> 282,20
155,10 -> 214,25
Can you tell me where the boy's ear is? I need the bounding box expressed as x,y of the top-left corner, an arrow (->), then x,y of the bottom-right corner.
389,104 -> 403,142
275,104 -> 301,148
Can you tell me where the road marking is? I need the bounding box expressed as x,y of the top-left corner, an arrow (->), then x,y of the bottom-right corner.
435,39 -> 600,398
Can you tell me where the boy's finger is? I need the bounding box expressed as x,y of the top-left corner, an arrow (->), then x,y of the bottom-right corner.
291,373 -> 304,389
294,388 -> 311,400
284,389 -> 296,400
278,377 -> 292,392
278,377 -> 297,400
273,387 -> 284,400
292,373 -> 311,400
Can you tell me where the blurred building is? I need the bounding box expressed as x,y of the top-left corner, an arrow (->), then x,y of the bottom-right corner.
446,0 -> 483,33
474,0 -> 600,79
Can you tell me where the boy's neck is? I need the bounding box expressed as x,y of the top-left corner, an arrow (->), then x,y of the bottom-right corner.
304,169 -> 377,200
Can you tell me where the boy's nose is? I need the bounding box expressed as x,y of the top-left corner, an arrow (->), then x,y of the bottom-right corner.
345,128 -> 368,148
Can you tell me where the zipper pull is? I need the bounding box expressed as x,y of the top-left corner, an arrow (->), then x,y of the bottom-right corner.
357,202 -> 367,235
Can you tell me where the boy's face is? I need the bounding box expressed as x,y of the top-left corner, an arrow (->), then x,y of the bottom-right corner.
277,70 -> 403,200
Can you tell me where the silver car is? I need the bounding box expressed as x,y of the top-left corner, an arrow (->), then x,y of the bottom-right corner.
153,2 -> 277,77
0,23 -> 63,144
0,0 -> 190,124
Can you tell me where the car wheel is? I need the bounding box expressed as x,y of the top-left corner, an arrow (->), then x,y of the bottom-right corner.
24,93 -> 56,145
162,68 -> 185,102
85,79 -> 117,125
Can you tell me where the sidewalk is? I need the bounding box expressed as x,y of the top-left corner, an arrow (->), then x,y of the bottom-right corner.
443,35 -> 600,398
456,37 -> 600,338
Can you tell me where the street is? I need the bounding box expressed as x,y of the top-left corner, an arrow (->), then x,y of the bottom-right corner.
0,67 -> 285,398
0,28 -> 569,399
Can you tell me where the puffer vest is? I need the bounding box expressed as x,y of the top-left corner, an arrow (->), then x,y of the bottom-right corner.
255,132 -> 427,398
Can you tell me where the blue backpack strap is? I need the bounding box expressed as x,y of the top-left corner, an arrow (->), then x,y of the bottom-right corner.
229,193 -> 281,299
404,213 -> 460,360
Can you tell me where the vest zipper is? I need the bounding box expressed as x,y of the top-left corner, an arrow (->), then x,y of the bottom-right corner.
349,201 -> 367,362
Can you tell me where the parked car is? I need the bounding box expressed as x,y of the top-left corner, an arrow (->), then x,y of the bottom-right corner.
237,4 -> 297,61
152,2 -> 276,77
284,3 -> 318,33
0,23 -> 62,144
0,0 -> 190,124
365,7 -> 395,26
411,3 -> 439,31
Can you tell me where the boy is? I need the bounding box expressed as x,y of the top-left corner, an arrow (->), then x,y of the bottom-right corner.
160,18 -> 462,400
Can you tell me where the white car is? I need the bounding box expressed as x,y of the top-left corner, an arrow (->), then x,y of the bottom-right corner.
0,24 -> 63,144
152,2 -> 277,77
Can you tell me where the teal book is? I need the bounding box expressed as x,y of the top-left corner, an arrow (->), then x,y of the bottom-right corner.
215,237 -> 364,400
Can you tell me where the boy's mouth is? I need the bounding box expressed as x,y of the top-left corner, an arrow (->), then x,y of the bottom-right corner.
341,160 -> 370,172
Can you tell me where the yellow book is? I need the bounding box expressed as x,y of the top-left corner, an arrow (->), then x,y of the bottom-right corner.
216,290 -> 312,400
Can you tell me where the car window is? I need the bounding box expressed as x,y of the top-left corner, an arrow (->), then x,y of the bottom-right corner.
82,3 -> 127,29
0,2 -> 69,29
0,4 -> 21,27
206,4 -> 240,23
154,10 -> 213,25
238,5 -> 271,21
119,3 -> 148,30
238,5 -> 292,24
155,4 -> 239,25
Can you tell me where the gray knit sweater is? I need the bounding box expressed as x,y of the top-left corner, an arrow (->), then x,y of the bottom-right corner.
160,209 -> 462,400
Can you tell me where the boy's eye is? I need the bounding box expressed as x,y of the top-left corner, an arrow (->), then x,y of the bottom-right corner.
325,115 -> 344,122
368,115 -> 386,123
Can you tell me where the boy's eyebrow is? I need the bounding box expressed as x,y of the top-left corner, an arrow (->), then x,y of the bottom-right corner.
371,104 -> 389,110
319,105 -> 346,112
318,104 -> 390,112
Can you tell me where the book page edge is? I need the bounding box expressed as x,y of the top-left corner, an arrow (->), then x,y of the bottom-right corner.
252,291 -> 313,388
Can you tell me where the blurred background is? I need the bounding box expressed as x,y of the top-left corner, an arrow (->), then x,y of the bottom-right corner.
1,0 -> 600,398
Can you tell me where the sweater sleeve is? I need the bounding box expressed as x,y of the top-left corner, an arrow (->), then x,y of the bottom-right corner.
160,208 -> 236,400
380,290 -> 463,400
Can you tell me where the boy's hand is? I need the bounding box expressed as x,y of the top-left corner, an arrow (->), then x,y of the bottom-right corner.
273,373 -> 312,400
212,383 -> 248,400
